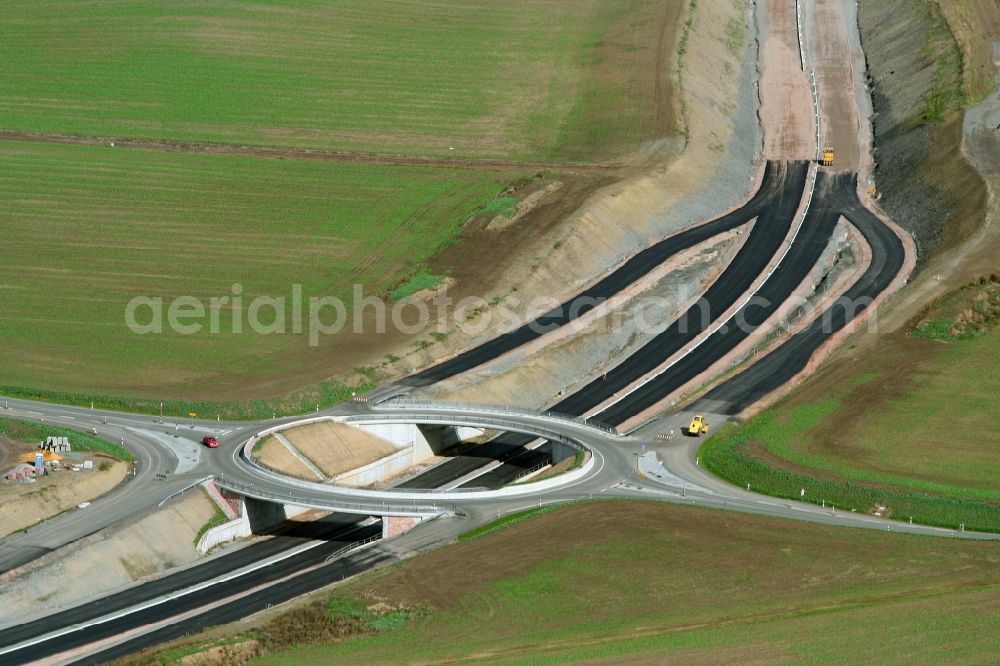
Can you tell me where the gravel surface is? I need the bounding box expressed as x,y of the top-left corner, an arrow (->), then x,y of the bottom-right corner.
859,0 -> 984,263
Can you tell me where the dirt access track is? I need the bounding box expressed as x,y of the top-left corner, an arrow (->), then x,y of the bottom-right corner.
0,130 -> 621,174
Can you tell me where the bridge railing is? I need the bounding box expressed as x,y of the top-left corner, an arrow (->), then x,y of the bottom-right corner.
342,413 -> 588,455
372,399 -> 621,437
214,476 -> 448,515
241,447 -> 491,494
324,533 -> 382,563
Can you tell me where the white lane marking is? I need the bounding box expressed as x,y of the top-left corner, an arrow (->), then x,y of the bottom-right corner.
443,438 -> 546,490
590,164 -> 819,419
0,525 -> 371,656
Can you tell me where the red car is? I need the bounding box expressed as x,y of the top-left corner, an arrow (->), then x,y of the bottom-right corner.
202,436 -> 219,448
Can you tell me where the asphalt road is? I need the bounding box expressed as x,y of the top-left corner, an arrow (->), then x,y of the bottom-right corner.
0,514 -> 366,648
395,433 -> 553,489
0,520 -> 381,664
697,174 -> 905,413
75,542 -> 400,665
391,161 -> 809,489
0,8 -> 979,659
400,160 -> 804,388
0,164 -> 940,665
0,410 -> 207,574
435,172 -> 896,484
591,169 -> 847,425
381,172 -> 900,490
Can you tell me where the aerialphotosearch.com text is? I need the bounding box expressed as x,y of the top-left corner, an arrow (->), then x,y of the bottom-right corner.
124,283 -> 876,346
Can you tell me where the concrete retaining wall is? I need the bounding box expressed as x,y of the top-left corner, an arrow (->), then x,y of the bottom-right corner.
334,444 -> 416,487
197,511 -> 252,554
197,496 -> 312,554
329,417 -> 483,462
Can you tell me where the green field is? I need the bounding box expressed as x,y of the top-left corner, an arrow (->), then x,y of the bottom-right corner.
0,0 -> 682,405
702,280 -> 1000,531
0,140 -> 514,400
126,502 -> 1000,665
0,0 -> 678,162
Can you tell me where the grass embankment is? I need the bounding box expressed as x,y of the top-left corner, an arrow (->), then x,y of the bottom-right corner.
119,502 -> 1000,665
0,416 -> 133,461
918,0 -> 968,124
702,278 -> 1000,532
927,0 -> 995,111
458,505 -> 563,542
387,270 -> 447,302
194,488 -> 232,546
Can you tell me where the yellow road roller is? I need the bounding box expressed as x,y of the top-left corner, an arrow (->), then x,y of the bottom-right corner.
687,415 -> 709,436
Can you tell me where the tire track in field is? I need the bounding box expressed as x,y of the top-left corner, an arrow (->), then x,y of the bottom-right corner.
0,130 -> 622,173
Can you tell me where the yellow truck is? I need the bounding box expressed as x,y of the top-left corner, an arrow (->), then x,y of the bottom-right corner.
687,415 -> 709,436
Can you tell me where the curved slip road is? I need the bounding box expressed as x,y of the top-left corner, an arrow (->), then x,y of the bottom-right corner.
589,169 -> 848,424
0,404 -> 205,574
696,175 -> 905,413
412,170 -> 893,485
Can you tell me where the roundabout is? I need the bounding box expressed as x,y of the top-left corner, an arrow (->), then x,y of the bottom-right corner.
213,404 -> 624,517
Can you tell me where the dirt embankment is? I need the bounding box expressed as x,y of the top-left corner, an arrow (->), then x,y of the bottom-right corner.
859,0 -> 987,265
0,445 -> 128,538
255,436 -> 318,481
0,489 -> 216,625
754,1 -> 1000,418
396,0 -> 763,384
290,422 -> 395,477
432,227 -> 749,406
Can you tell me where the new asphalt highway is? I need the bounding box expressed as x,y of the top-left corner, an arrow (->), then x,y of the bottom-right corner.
0,3 -> 980,659
416,171 -> 902,487
0,516 -> 381,663
399,160 -> 807,388
697,173 -> 905,413
388,161 -> 809,489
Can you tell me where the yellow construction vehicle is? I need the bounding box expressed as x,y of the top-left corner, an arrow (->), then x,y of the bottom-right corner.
822,148 -> 835,167
687,415 -> 709,436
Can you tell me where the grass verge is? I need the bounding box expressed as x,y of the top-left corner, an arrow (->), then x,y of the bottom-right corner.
155,632 -> 259,666
700,416 -> 1000,532
388,270 -> 446,301
0,380 -> 372,421
458,504 -> 567,541
0,416 -> 134,461
700,278 -> 1000,532
194,488 -> 232,546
